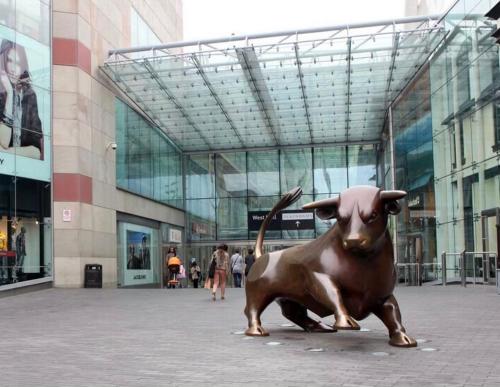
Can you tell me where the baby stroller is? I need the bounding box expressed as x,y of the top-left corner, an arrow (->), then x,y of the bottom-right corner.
167,256 -> 182,288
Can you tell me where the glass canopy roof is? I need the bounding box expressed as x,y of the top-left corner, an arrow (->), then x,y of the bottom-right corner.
102,16 -> 445,152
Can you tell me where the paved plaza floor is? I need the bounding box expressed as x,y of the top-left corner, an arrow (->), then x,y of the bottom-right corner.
1,285 -> 499,386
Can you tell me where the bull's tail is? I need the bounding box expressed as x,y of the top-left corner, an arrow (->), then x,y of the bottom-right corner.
254,186 -> 303,259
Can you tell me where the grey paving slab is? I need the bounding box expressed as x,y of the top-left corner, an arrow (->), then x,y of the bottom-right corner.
0,285 -> 499,386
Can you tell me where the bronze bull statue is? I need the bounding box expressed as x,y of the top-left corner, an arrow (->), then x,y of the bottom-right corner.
244,185 -> 417,347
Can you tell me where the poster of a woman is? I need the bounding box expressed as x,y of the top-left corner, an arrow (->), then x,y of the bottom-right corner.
0,39 -> 43,160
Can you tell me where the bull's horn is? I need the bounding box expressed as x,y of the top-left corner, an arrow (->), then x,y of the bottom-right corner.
302,196 -> 339,209
380,190 -> 407,201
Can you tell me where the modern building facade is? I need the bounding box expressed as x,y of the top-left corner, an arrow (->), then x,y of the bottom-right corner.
0,0 -> 498,292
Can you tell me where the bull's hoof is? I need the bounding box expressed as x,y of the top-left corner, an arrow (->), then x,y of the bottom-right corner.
306,321 -> 337,333
334,315 -> 360,330
245,324 -> 269,336
389,331 -> 417,348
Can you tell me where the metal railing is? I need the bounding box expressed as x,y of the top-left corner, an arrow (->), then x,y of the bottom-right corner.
397,251 -> 498,287
441,251 -> 498,287
396,262 -> 441,286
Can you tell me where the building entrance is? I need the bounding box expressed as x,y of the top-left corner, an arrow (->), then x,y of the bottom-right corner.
185,241 -> 306,287
481,208 -> 500,284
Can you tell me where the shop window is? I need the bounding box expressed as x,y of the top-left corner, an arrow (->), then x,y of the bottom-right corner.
494,102 -> 500,152
0,176 -> 51,287
449,126 -> 457,170
456,41 -> 472,107
458,120 -> 466,166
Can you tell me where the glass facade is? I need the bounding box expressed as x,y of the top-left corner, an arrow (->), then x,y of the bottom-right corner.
391,67 -> 437,283
186,145 -> 378,242
116,99 -> 183,209
430,0 -> 500,279
389,0 -> 500,283
0,0 -> 51,288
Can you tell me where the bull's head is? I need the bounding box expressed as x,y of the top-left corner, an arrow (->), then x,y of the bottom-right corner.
303,186 -> 406,253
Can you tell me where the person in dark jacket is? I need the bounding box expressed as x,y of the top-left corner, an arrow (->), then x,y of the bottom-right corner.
245,248 -> 255,277
0,39 -> 43,159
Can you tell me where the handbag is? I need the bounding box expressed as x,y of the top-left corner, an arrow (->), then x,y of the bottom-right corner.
208,257 -> 216,278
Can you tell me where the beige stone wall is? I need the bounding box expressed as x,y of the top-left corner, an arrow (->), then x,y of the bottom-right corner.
52,0 -> 184,288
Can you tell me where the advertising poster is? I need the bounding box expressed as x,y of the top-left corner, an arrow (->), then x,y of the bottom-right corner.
0,24 -> 51,182
120,223 -> 158,287
126,231 -> 151,270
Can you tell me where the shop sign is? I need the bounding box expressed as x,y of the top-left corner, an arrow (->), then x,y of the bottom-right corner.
409,210 -> 435,218
248,210 -> 315,231
169,228 -> 182,243
281,210 -> 315,230
408,192 -> 423,209
192,222 -> 208,235
247,211 -> 281,231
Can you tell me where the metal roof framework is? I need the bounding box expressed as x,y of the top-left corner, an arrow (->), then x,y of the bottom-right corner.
102,16 -> 446,153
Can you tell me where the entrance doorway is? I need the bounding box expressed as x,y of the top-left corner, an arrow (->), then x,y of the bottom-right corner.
406,234 -> 423,285
184,241 -> 305,287
481,208 -> 500,284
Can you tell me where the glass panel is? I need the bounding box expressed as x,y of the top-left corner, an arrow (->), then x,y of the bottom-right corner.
115,99 -> 183,207
347,144 -> 377,186
186,199 -> 216,241
313,146 -> 347,194
216,152 -> 247,198
186,154 -> 215,199
247,150 -> 279,196
280,148 -> 312,194
216,197 -> 247,240
313,193 -> 338,237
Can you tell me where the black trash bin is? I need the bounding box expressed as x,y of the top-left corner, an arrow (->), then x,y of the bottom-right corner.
84,264 -> 102,288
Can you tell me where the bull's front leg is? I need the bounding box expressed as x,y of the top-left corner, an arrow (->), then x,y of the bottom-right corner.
373,294 -> 417,347
310,272 -> 360,330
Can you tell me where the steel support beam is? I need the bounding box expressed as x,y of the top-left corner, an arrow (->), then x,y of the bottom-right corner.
183,138 -> 380,155
143,59 -> 213,149
108,15 -> 441,56
345,38 -> 352,142
385,32 -> 400,107
236,48 -> 280,145
191,54 -> 245,147
294,44 -> 313,142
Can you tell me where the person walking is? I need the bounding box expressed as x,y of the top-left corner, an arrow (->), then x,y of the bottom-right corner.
230,249 -> 244,288
245,248 -> 255,278
211,244 -> 229,301
190,259 -> 201,288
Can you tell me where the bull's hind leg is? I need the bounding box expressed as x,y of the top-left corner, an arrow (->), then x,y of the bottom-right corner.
277,298 -> 335,333
373,294 -> 417,348
244,291 -> 272,336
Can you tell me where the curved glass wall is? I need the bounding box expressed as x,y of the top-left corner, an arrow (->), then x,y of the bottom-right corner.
186,145 -> 378,242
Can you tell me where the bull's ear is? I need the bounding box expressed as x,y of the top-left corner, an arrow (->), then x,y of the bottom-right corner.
302,197 -> 339,220
380,190 -> 406,215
